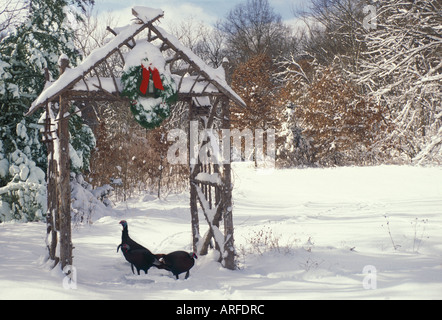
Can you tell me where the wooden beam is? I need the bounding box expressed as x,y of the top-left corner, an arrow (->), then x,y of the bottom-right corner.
177,92 -> 224,99
44,102 -> 59,267
105,61 -> 120,96
221,97 -> 235,270
63,90 -> 128,102
57,57 -> 73,271
106,26 -> 134,49
188,99 -> 200,254
194,183 -> 223,259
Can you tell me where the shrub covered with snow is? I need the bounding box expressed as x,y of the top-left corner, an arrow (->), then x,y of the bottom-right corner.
70,173 -> 115,225
0,114 -> 47,222
0,150 -> 46,222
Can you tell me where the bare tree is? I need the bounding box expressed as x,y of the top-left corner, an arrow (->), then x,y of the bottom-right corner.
0,0 -> 28,36
357,0 -> 441,163
194,22 -> 227,68
219,0 -> 294,67
295,0 -> 368,69
166,18 -> 227,70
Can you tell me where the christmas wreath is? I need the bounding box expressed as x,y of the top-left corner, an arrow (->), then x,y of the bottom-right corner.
121,59 -> 177,130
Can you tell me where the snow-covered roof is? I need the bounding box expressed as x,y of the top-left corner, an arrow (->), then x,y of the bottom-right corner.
26,6 -> 245,116
149,25 -> 245,106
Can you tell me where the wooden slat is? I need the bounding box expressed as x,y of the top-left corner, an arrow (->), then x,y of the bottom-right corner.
105,61 -> 120,96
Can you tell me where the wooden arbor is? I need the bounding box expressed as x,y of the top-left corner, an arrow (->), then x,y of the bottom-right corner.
26,7 -> 245,270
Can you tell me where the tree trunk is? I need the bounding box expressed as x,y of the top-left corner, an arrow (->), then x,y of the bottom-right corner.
57,57 -> 73,270
188,99 -> 200,254
44,102 -> 59,267
222,97 -> 235,270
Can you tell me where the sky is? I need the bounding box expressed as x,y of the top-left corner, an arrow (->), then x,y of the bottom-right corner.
93,0 -> 309,29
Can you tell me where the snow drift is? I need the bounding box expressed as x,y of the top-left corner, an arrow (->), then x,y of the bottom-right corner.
0,164 -> 441,299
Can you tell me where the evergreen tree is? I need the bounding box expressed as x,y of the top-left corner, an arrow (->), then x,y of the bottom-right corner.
0,0 -> 95,222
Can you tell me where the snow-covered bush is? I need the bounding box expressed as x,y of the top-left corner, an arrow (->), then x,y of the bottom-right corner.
0,140 -> 9,185
0,116 -> 47,223
0,150 -> 46,222
71,173 -> 115,225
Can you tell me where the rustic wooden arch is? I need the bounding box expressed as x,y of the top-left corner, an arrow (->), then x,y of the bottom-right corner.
26,7 -> 245,271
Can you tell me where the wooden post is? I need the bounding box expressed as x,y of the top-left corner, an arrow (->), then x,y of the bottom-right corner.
44,102 -> 59,266
188,98 -> 200,254
221,58 -> 235,270
58,56 -> 73,270
42,67 -> 60,267
221,97 -> 235,270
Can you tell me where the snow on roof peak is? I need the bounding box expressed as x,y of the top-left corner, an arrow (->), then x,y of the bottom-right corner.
58,54 -> 69,66
132,6 -> 164,23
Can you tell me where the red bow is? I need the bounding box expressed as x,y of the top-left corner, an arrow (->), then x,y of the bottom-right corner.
140,65 -> 164,94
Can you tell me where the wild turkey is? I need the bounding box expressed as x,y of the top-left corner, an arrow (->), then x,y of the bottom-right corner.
118,220 -> 146,251
117,220 -> 160,274
156,251 -> 198,279
118,244 -> 161,275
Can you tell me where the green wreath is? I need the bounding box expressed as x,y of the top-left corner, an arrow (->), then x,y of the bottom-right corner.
121,60 -> 177,130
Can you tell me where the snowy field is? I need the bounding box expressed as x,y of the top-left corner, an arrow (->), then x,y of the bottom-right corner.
0,164 -> 441,300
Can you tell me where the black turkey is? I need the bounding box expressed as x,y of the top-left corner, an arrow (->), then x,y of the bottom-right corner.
117,220 -> 160,274
118,244 -> 161,275
118,220 -> 146,251
156,251 -> 198,279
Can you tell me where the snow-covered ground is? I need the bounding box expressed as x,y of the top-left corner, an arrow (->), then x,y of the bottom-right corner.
1,164 -> 441,300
